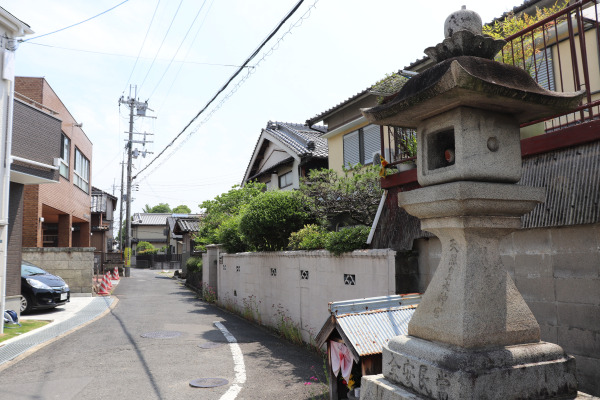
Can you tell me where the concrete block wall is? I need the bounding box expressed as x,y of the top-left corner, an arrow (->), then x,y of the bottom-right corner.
22,247 -> 95,295
216,249 -> 396,342
415,223 -> 600,396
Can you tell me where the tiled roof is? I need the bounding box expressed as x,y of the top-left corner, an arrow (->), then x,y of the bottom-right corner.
132,213 -> 171,226
175,218 -> 200,233
306,89 -> 372,127
243,121 -> 328,183
263,121 -> 328,159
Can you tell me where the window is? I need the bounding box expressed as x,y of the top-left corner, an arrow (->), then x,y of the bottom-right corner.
343,124 -> 381,167
278,171 -> 293,188
528,47 -> 555,91
60,133 -> 70,179
74,148 -> 89,193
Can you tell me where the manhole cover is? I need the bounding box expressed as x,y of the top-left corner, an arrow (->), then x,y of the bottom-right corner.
189,378 -> 229,388
198,342 -> 225,349
140,331 -> 182,339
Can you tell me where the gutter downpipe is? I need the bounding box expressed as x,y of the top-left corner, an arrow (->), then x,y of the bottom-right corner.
367,190 -> 388,245
0,60 -> 15,335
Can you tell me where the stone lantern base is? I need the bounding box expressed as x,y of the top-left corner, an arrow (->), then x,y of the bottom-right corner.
361,337 -> 578,400
358,181 -> 592,399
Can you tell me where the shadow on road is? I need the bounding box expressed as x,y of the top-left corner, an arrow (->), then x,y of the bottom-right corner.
108,308 -> 165,399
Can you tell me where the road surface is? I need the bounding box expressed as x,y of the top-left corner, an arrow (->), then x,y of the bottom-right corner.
0,268 -> 328,400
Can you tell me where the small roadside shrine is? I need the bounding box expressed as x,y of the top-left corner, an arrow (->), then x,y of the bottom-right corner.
315,294 -> 421,400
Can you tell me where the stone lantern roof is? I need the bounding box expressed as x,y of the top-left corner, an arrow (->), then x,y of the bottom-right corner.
362,56 -> 584,127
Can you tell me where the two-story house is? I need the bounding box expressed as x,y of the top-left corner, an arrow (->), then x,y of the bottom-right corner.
131,213 -> 171,256
242,121 -> 328,190
91,186 -> 118,270
15,77 -> 93,249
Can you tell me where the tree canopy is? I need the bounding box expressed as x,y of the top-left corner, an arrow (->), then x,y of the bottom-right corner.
195,182 -> 266,250
299,164 -> 383,227
172,204 -> 191,214
143,203 -> 171,213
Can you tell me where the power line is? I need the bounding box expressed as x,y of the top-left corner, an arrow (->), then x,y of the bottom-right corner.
21,0 -> 131,43
148,0 -> 209,100
156,0 -> 216,114
136,0 -> 319,182
124,0 -> 161,92
138,0 -> 184,93
23,42 -> 251,68
134,0 -> 307,180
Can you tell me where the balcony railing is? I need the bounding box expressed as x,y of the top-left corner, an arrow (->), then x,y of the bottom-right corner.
501,0 -> 600,131
382,0 -> 600,166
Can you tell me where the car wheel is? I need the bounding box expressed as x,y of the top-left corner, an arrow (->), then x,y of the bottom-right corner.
20,294 -> 32,314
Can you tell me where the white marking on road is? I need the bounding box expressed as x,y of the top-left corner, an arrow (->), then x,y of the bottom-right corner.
214,321 -> 246,400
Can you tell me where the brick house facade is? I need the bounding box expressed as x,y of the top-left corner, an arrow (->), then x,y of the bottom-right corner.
15,77 -> 93,249
5,90 -> 62,314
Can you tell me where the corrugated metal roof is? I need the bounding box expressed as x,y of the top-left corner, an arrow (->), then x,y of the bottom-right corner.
316,295 -> 421,359
91,186 -> 117,213
337,305 -> 417,357
520,141 -> 600,228
90,194 -> 106,214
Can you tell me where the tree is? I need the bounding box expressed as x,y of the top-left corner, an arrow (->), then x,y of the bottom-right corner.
299,165 -> 383,228
483,1 -> 568,73
142,203 -> 171,213
195,182 -> 266,250
172,204 -> 191,214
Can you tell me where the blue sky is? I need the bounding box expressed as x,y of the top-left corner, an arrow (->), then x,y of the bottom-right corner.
6,0 -> 521,213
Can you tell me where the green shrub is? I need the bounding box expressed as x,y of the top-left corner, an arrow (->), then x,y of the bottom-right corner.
240,191 -> 309,251
186,256 -> 202,274
136,241 -> 155,254
288,224 -> 328,250
215,215 -> 248,253
325,225 -> 370,256
239,191 -> 311,251
141,248 -> 158,255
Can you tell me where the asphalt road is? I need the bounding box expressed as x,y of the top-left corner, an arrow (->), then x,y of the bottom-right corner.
0,268 -> 328,400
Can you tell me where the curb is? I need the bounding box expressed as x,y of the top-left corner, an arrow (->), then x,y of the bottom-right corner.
0,296 -> 119,372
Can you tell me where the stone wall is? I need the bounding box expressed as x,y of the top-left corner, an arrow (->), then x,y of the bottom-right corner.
415,223 -> 600,396
22,247 -> 95,295
212,249 -> 396,342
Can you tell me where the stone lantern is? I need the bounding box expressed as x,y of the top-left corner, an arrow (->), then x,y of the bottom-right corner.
359,7 -> 586,400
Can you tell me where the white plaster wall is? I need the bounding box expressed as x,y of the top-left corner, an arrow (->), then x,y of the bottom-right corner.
217,249 -> 396,342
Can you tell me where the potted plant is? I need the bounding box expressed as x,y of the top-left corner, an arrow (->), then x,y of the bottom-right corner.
397,134 -> 417,172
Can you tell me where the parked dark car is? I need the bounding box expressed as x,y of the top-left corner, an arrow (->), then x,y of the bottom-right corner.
21,260 -> 70,313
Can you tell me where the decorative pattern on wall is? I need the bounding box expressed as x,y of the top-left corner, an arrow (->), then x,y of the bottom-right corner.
344,274 -> 356,286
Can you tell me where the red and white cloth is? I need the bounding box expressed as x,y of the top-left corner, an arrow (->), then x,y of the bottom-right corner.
330,341 -> 354,381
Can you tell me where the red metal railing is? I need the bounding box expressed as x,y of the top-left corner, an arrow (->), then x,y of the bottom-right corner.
380,126 -> 417,167
500,0 -> 599,130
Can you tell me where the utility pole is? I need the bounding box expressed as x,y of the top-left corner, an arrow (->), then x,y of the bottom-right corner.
118,86 -> 152,271
118,160 -> 125,252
